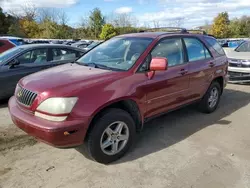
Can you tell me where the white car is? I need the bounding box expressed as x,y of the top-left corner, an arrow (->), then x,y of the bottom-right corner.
224,40 -> 250,83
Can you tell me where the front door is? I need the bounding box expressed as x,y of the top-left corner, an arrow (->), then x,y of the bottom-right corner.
144,37 -> 190,118
0,48 -> 49,98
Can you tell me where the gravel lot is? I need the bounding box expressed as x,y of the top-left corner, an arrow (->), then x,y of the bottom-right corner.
0,83 -> 250,188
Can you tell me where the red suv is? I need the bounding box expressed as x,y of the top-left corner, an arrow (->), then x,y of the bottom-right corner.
9,29 -> 228,164
0,39 -> 16,53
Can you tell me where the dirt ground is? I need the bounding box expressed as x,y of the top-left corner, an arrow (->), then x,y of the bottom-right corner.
0,83 -> 250,188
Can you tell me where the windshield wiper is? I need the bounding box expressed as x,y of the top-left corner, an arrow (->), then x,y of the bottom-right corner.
80,62 -> 112,70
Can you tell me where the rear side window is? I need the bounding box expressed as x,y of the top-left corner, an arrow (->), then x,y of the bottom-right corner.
184,38 -> 212,62
52,48 -> 77,61
205,37 -> 225,56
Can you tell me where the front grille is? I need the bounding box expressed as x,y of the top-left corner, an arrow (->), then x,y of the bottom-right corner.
229,63 -> 250,68
228,71 -> 250,77
16,86 -> 37,107
229,59 -> 250,68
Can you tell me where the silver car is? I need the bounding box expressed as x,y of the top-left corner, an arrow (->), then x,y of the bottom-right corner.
224,40 -> 250,83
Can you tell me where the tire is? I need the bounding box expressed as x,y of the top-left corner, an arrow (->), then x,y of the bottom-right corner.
198,81 -> 221,114
84,108 -> 136,164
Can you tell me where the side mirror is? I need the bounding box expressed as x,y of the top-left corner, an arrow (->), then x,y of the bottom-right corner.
150,57 -> 168,71
9,59 -> 20,67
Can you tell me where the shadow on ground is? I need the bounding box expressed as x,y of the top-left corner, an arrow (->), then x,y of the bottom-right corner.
77,88 -> 250,164
0,98 -> 9,109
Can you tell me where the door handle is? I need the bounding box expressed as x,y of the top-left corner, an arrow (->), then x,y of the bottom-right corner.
178,69 -> 188,75
209,62 -> 215,67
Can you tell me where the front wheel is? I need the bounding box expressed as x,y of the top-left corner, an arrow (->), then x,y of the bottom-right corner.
198,81 -> 221,113
84,108 -> 136,164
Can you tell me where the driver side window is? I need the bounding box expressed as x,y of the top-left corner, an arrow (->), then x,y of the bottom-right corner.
138,38 -> 184,72
151,38 -> 184,67
17,51 -> 32,64
17,49 -> 48,64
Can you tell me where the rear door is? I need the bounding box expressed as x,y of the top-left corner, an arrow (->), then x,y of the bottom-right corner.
49,48 -> 81,66
144,37 -> 190,118
183,37 -> 215,101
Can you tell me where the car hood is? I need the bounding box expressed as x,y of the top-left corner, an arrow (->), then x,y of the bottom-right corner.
20,63 -> 120,95
225,49 -> 250,60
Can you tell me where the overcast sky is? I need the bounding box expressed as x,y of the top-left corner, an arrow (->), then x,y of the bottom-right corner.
1,0 -> 250,28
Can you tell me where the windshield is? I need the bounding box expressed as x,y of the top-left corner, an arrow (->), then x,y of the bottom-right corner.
87,42 -> 100,48
235,41 -> 250,52
0,47 -> 23,65
76,37 -> 153,71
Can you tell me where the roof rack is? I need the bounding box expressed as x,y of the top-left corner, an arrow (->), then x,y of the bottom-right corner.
139,27 -> 208,35
140,27 -> 188,33
186,29 -> 207,35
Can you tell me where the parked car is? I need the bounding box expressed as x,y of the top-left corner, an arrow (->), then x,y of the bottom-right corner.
0,37 -> 26,53
63,41 -> 76,46
0,39 -> 16,53
225,40 -> 250,83
71,40 -> 92,48
81,41 -> 103,51
0,36 -> 26,46
30,40 -> 50,44
0,44 -> 85,100
9,30 -> 228,164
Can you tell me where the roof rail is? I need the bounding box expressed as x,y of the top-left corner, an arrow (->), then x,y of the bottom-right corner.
139,27 -> 208,35
140,27 -> 188,33
186,29 -> 208,35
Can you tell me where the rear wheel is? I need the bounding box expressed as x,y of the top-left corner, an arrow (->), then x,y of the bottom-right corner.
198,81 -> 221,113
84,108 -> 136,164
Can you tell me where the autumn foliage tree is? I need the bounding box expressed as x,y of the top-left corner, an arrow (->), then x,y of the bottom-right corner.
100,24 -> 117,40
211,12 -> 231,38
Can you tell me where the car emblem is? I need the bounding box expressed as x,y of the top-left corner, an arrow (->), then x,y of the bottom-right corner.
17,90 -> 23,98
237,60 -> 242,67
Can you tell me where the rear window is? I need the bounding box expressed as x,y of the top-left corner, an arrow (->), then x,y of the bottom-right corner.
205,37 -> 225,56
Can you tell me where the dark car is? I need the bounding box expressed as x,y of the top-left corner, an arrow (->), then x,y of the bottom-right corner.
9,29 -> 228,164
0,44 -> 85,100
63,41 -> 76,46
71,40 -> 93,48
81,41 -> 103,51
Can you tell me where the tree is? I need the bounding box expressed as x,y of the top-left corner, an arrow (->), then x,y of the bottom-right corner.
230,16 -> 250,37
100,24 -> 117,40
211,12 -> 230,38
89,8 -> 105,39
19,19 -> 41,38
0,7 -> 16,35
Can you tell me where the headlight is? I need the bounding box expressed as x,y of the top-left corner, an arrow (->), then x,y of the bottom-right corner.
228,58 -> 236,63
35,97 -> 78,122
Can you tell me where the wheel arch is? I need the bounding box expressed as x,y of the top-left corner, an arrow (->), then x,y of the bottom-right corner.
213,76 -> 224,95
86,98 -> 144,140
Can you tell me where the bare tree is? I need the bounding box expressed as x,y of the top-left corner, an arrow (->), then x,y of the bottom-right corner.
37,8 -> 58,23
57,10 -> 69,25
9,4 -> 37,21
153,20 -> 160,28
169,17 -> 184,27
79,14 -> 89,28
109,13 -> 137,27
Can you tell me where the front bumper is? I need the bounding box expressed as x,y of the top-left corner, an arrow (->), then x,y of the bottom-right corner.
8,97 -> 87,147
228,67 -> 250,83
